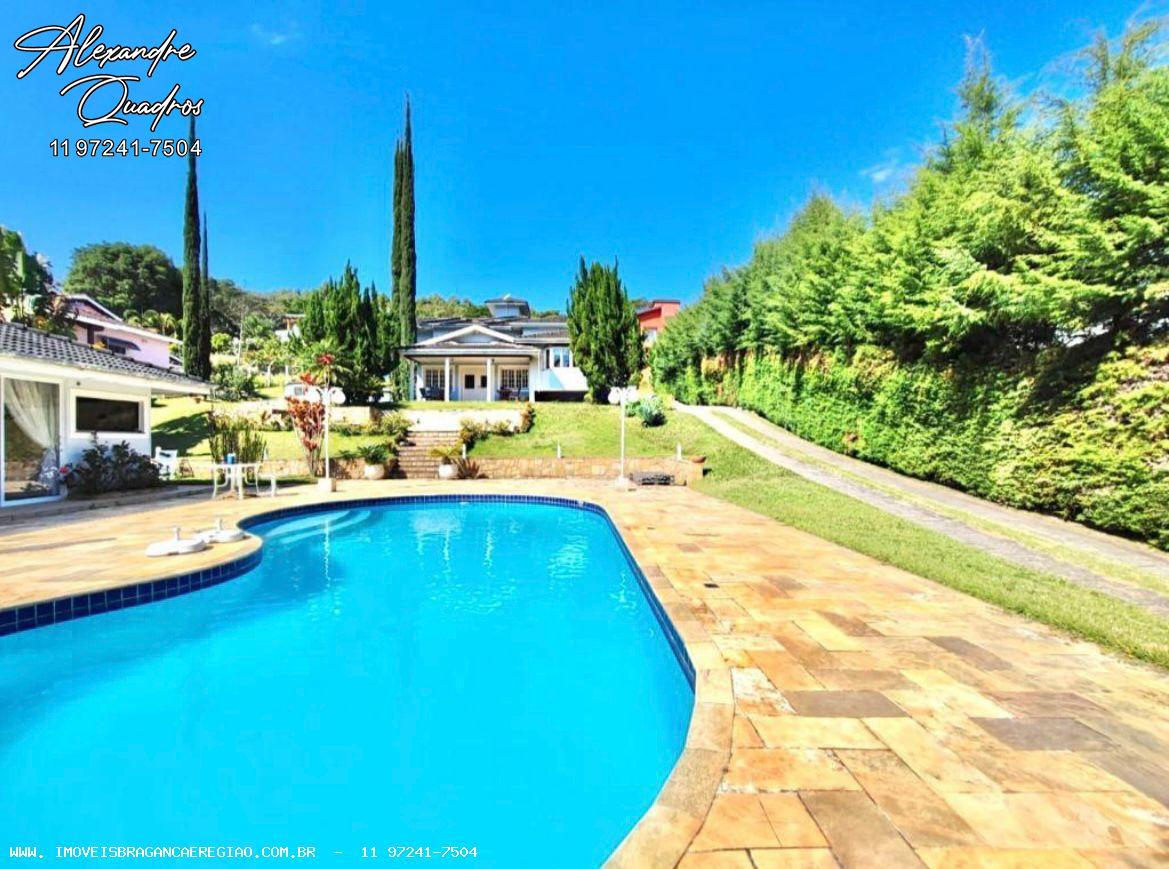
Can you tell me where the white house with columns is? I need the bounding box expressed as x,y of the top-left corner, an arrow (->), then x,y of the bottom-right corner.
402,295 -> 588,402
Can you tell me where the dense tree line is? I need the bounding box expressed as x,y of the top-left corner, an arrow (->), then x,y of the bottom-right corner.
652,26 -> 1169,547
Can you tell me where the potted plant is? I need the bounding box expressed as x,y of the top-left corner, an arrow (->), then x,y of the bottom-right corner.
431,444 -> 462,480
356,442 -> 392,480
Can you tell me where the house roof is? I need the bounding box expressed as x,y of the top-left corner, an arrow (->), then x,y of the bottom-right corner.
64,294 -> 181,344
0,322 -> 210,393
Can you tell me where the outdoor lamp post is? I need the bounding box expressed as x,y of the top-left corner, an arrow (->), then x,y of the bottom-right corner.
306,384 -> 346,492
607,385 -> 638,489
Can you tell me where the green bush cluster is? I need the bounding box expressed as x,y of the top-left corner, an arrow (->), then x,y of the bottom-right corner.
676,345 -> 1169,548
625,394 -> 667,427
65,438 -> 161,495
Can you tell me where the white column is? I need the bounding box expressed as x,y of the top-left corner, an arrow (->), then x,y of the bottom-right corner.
486,358 -> 494,402
443,357 -> 451,402
528,356 -> 538,402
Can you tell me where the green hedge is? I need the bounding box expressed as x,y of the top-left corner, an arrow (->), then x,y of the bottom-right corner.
667,342 -> 1169,549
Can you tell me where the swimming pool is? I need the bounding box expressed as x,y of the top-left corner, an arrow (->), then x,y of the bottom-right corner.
0,497 -> 693,866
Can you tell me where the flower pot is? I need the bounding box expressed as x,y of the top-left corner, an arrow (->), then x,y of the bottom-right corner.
437,463 -> 457,480
363,463 -> 387,481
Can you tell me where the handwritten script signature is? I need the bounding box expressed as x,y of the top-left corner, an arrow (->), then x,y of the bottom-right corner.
14,13 -> 204,131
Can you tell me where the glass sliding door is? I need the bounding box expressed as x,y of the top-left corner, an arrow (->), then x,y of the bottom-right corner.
2,377 -> 61,504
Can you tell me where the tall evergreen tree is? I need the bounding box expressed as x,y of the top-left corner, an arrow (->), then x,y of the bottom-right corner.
199,211 -> 211,376
180,117 -> 203,377
390,96 -> 417,396
566,258 -> 644,400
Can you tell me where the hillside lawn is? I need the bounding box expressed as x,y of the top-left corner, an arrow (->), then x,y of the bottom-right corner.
152,394 -> 1169,668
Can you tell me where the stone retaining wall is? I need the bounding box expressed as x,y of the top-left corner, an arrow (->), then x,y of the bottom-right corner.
472,456 -> 704,486
183,456 -> 705,485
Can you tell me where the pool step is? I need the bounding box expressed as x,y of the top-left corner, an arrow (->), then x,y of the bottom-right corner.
393,430 -> 462,479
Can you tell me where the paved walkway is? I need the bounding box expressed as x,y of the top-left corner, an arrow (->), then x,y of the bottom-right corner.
681,404 -> 1169,619
3,480 -> 1169,866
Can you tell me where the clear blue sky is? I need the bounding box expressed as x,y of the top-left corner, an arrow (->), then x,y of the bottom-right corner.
1,1 -> 1143,311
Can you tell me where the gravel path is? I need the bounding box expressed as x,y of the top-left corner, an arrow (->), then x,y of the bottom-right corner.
681,403 -> 1169,619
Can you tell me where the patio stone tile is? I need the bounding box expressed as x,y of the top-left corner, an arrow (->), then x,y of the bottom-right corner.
658,747 -> 728,818
917,847 -> 1095,867
928,637 -> 1011,671
677,852 -> 754,869
939,792 -> 1157,850
724,749 -> 860,792
990,692 -> 1107,718
785,690 -> 907,718
687,702 -> 735,753
1087,752 -> 1169,807
864,718 -> 1000,794
801,791 -> 924,867
748,651 -> 823,691
690,793 -> 780,851
971,718 -> 1113,751
732,714 -> 764,750
967,749 -> 1133,793
807,668 -> 913,691
751,716 -> 883,750
758,793 -> 828,847
836,749 -> 981,848
817,610 -> 882,637
749,848 -> 839,868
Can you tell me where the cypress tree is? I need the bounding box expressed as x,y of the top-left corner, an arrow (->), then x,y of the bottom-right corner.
566,258 -> 643,400
199,211 -> 211,377
180,117 -> 202,376
390,96 -> 417,396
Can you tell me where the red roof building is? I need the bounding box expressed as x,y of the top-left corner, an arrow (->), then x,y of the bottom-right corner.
636,299 -> 681,346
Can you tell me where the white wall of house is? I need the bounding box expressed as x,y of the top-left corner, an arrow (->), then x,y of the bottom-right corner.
1,359 -> 178,506
71,322 -> 177,369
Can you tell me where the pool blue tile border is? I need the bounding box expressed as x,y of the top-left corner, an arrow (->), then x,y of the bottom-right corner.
0,495 -> 696,688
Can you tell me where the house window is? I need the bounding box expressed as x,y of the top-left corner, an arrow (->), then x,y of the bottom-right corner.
424,368 -> 446,392
549,347 -> 572,368
499,368 -> 528,390
464,373 -> 476,390
75,396 -> 142,433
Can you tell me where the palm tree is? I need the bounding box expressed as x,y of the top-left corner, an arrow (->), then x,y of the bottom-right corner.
157,312 -> 178,336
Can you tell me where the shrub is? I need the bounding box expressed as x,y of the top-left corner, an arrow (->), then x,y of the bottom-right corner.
211,364 -> 259,401
207,412 -> 268,464
518,402 -> 535,432
65,438 -> 160,495
455,457 -> 485,479
373,410 -> 412,444
355,442 -> 391,464
626,394 -> 666,427
458,419 -> 488,448
286,397 -> 325,475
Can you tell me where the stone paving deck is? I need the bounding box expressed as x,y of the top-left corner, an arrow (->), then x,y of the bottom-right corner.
3,480 -> 1169,867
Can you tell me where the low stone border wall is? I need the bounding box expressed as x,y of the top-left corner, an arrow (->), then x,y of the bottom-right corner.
472,456 -> 704,486
183,456 -> 705,485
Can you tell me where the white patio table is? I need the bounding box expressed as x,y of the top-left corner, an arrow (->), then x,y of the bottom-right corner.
211,462 -> 261,500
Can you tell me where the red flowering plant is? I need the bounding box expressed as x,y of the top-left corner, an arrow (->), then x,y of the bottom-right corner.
286,372 -> 326,476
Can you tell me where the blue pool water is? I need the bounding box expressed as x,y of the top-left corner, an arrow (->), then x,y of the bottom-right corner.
0,499 -> 693,866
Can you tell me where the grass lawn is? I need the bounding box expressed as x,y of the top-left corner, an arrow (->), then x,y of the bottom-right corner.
469,402 -> 710,458
150,395 -> 389,461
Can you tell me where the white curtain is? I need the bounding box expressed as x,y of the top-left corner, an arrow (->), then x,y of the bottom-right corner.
4,379 -> 60,495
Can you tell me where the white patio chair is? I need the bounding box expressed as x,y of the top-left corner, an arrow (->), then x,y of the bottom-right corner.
153,447 -> 180,480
